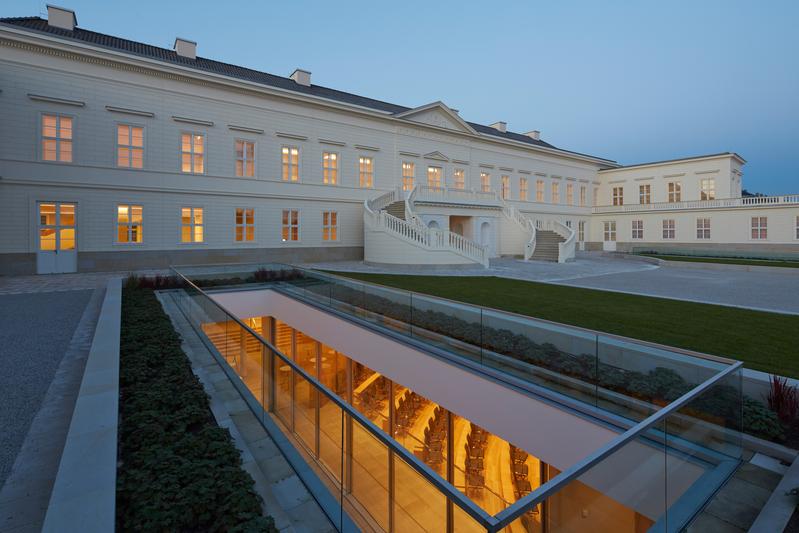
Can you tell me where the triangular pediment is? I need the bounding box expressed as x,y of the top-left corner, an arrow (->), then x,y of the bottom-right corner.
394,101 -> 477,135
423,151 -> 449,162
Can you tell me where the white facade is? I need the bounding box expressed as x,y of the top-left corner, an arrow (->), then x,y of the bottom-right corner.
0,8 -> 797,274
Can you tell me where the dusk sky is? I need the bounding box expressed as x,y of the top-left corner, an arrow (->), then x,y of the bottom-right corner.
7,0 -> 798,194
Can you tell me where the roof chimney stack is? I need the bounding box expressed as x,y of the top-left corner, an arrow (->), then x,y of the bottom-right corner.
290,69 -> 312,87
47,5 -> 76,31
174,37 -> 197,59
490,121 -> 507,133
524,130 -> 541,141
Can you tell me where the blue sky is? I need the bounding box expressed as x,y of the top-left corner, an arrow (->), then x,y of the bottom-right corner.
6,1 -> 798,193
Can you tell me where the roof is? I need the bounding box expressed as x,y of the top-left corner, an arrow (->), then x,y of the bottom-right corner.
598,152 -> 745,172
0,16 -> 615,164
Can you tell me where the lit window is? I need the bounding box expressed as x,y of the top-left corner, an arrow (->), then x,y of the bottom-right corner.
117,205 -> 143,243
321,152 -> 338,185
632,220 -> 643,240
282,209 -> 299,241
603,221 -> 616,241
235,208 -> 255,242
453,169 -> 465,189
696,218 -> 711,239
751,216 -> 767,240
181,133 -> 204,173
117,125 -> 143,168
639,184 -> 651,204
282,146 -> 299,181
180,207 -> 203,243
501,175 -> 510,199
700,178 -> 716,200
578,221 -> 585,242
579,186 -> 586,207
480,172 -> 491,193
322,211 -> 338,241
662,219 -> 676,240
359,156 -> 374,188
668,182 -> 682,202
235,140 -> 255,177
428,166 -> 443,189
796,216 -> 799,240
41,114 -> 72,162
552,182 -> 560,204
536,180 -> 544,202
520,178 -> 529,201
612,186 -> 624,206
402,162 -> 415,191
566,183 -> 574,205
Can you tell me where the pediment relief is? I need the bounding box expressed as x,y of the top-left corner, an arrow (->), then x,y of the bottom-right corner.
423,151 -> 449,162
394,102 -> 477,135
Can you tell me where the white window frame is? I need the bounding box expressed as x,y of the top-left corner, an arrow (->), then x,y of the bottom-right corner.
632,220 -> 643,240
700,178 -> 716,201
639,184 -> 651,204
282,209 -> 300,242
480,172 -> 491,193
453,168 -> 465,190
41,113 -> 74,163
180,132 -> 205,174
552,182 -> 560,204
579,186 -> 586,207
116,204 -> 143,244
501,175 -> 510,199
612,186 -> 624,206
427,165 -> 443,189
322,151 -> 338,185
536,180 -> 545,203
180,207 -> 204,243
235,207 -> 255,242
282,146 -> 300,182
593,187 -> 599,207
751,216 -> 767,240
578,220 -> 586,242
520,178 -> 529,201
566,183 -> 574,206
322,211 -> 338,242
359,156 -> 374,188
696,217 -> 711,240
603,221 -> 616,242
662,219 -> 676,240
668,182 -> 682,203
402,161 -> 415,191
117,123 -> 144,169
235,139 -> 256,178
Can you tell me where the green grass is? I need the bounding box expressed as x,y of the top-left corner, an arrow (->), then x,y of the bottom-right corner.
640,253 -> 799,268
329,272 -> 799,378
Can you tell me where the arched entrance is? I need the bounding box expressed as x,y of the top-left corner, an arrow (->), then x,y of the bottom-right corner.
428,220 -> 440,229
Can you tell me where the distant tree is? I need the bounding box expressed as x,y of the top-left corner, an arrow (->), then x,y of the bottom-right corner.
742,189 -> 765,197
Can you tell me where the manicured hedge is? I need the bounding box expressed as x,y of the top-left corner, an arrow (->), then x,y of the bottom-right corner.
117,286 -> 276,532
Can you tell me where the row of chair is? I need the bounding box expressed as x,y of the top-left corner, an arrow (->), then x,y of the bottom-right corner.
509,444 -> 538,520
394,390 -> 425,437
418,406 -> 448,472
465,423 -> 489,497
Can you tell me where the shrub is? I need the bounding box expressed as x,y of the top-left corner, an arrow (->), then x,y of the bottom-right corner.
767,375 -> 799,423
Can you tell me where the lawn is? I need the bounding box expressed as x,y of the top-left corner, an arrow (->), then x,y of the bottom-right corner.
640,253 -> 799,268
329,272 -> 799,378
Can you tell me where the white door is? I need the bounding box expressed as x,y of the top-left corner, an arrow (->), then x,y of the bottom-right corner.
602,221 -> 617,252
37,202 -> 77,274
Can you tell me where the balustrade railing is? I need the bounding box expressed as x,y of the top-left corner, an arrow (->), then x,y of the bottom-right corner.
593,194 -> 799,214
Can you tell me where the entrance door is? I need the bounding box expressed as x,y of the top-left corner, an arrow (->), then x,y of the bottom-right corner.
37,202 -> 77,274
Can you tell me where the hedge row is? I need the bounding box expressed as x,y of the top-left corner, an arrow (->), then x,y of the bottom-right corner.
117,287 -> 276,532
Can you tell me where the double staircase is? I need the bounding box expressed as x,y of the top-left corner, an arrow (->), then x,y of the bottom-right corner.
529,230 -> 566,262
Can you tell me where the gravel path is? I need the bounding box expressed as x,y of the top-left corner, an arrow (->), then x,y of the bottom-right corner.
0,289 -> 93,488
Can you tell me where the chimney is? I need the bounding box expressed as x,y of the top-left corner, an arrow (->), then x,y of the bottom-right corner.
290,69 -> 312,87
47,5 -> 76,31
174,37 -> 197,59
490,121 -> 507,133
525,130 -> 541,141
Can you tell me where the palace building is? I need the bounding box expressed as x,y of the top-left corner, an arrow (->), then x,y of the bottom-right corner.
1,6 -> 797,275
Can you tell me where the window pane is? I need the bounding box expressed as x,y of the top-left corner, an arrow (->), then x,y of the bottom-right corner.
291,227 -> 298,241
181,134 -> 191,152
235,226 -> 243,241
236,160 -> 244,176
282,227 -> 289,241
236,209 -> 243,225
193,154 -> 204,173
291,211 -> 298,225
59,228 -> 75,250
118,225 -> 129,243
181,208 -> 191,224
181,153 -> 191,172
194,209 -> 203,225
193,135 -> 204,154
42,115 -> 57,137
117,205 -> 129,223
59,117 -> 72,139
39,228 -> 56,250
194,226 -> 204,242
131,224 -> 142,243
60,204 -> 75,226
131,127 -> 143,147
59,140 -> 73,162
330,228 -> 337,241
117,124 -> 129,146
131,148 -> 143,168
42,139 -> 57,161
181,225 -> 192,243
245,226 -> 254,241
118,147 -> 130,167
245,209 -> 254,225
245,160 -> 254,177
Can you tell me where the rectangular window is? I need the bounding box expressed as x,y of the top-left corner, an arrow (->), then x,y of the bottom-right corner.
282,146 -> 299,181
117,124 -> 143,168
578,221 -> 585,242
402,161 -> 415,191
520,178 -> 529,201
235,140 -> 255,177
566,183 -> 574,205
501,175 -> 510,199
696,217 -> 711,239
480,172 -> 491,193
322,211 -> 338,241
796,216 -> 799,240
612,186 -> 624,206
320,151 -> 338,185
668,182 -> 682,202
180,207 -> 203,243
751,216 -> 767,240
41,114 -> 73,162
282,209 -> 299,241
428,166 -> 443,189
359,156 -> 374,188
639,184 -> 651,204
552,182 -> 560,204
632,220 -> 643,240
662,219 -> 676,240
181,133 -> 204,173
700,178 -> 716,200
536,180 -> 545,202
235,208 -> 255,242
116,204 -> 142,243
453,169 -> 465,189
579,186 -> 586,207
593,187 -> 599,206
603,221 -> 616,242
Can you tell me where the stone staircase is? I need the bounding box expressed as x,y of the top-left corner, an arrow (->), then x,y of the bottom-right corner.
384,200 -> 406,220
531,230 -> 565,262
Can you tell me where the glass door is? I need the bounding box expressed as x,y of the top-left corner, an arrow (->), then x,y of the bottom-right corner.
37,202 -> 77,274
